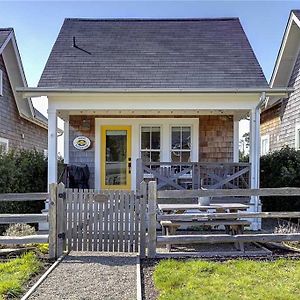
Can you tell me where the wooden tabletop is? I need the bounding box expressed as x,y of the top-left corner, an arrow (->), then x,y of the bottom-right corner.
158,203 -> 249,212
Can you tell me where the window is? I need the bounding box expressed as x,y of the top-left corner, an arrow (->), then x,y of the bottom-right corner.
140,126 -> 161,162
171,126 -> 191,162
295,124 -> 300,150
0,137 -> 9,152
0,70 -> 3,96
261,135 -> 270,156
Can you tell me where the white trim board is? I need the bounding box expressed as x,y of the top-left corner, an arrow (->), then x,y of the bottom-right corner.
95,118 -> 199,190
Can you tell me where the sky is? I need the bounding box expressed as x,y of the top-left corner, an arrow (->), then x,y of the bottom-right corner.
1,0 -> 299,154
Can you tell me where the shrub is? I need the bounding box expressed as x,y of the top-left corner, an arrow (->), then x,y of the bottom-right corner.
260,146 -> 300,211
5,224 -> 36,237
0,149 -> 47,217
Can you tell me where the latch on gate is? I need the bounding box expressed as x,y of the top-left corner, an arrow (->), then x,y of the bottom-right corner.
58,232 -> 66,239
58,192 -> 66,200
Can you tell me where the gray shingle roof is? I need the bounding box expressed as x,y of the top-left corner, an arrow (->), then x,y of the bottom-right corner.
0,28 -> 12,49
39,18 -> 267,89
292,10 -> 300,20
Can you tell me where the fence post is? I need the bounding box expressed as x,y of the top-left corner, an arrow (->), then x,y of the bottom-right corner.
148,181 -> 157,258
56,182 -> 66,257
49,183 -> 57,259
139,181 -> 147,258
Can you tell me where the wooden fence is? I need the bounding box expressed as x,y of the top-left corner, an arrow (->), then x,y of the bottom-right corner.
136,159 -> 251,190
49,182 -> 148,258
148,181 -> 300,257
0,192 -> 49,247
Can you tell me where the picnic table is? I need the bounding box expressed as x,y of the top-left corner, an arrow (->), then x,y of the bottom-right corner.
158,203 -> 250,251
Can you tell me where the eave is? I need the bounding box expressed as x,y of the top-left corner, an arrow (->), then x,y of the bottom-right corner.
16,87 -> 293,98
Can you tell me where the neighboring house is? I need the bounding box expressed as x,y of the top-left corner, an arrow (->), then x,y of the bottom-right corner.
0,28 -> 47,152
261,10 -> 300,155
18,17 -> 290,230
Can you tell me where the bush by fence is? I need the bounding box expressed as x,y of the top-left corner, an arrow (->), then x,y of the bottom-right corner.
0,149 -> 48,215
260,146 -> 300,211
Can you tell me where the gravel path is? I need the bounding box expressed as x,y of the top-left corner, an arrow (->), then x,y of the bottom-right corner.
29,251 -> 137,300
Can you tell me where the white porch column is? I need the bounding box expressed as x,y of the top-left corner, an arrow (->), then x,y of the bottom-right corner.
233,115 -> 239,163
48,110 -> 58,184
63,117 -> 69,164
249,107 -> 261,230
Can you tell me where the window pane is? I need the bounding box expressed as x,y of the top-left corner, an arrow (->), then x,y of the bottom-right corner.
171,151 -> 181,162
172,127 -> 181,149
151,151 -> 160,162
141,127 -> 150,149
105,130 -> 127,185
151,127 -> 160,149
181,151 -> 191,162
141,151 -> 150,163
182,127 -> 191,149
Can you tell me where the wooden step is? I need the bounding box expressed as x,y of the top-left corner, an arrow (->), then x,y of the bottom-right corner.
0,235 -> 49,244
157,233 -> 300,245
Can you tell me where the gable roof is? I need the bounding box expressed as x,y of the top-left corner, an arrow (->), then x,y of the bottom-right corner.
0,28 -> 12,49
39,18 -> 267,89
0,28 -> 47,128
270,10 -> 300,88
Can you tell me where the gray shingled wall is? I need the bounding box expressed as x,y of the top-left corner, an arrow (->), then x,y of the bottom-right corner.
261,47 -> 300,151
0,55 -> 48,151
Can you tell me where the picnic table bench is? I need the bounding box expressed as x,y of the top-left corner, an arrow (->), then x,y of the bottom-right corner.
158,203 -> 250,251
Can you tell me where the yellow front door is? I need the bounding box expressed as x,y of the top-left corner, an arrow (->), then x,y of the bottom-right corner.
101,126 -> 131,190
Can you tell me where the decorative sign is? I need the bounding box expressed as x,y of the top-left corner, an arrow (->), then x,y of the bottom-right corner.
73,136 -> 91,150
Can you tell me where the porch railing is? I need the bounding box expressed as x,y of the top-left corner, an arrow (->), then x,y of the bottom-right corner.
136,159 -> 251,190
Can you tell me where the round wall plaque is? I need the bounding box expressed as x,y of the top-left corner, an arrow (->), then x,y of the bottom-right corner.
73,136 -> 91,150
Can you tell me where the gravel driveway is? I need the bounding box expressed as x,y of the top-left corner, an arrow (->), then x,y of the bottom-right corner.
29,251 -> 137,300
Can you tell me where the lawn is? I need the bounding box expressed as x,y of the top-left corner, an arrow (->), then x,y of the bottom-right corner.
153,259 -> 300,300
0,252 -> 42,299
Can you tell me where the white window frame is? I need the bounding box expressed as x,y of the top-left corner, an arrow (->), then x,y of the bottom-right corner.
140,125 -> 162,163
0,137 -> 9,152
295,124 -> 300,150
170,125 -> 192,163
261,134 -> 270,156
0,70 -> 3,96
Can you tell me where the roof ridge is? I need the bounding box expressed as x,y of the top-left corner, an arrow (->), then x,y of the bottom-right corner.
64,17 -> 239,22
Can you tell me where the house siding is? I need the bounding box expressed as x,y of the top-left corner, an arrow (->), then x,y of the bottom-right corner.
69,115 -> 234,188
261,48 -> 300,151
0,55 -> 47,151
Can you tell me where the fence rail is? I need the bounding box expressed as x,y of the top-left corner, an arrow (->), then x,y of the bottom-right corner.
158,187 -> 300,198
0,193 -> 48,202
0,192 -> 49,247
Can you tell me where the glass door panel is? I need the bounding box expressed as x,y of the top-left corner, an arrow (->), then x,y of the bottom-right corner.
101,126 -> 131,189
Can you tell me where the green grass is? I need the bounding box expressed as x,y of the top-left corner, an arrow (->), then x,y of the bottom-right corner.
153,259 -> 300,300
34,243 -> 49,254
0,252 -> 42,299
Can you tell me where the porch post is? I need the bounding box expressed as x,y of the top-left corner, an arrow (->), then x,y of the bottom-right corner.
63,116 -> 69,164
233,115 -> 239,163
48,109 -> 58,184
249,107 -> 261,230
